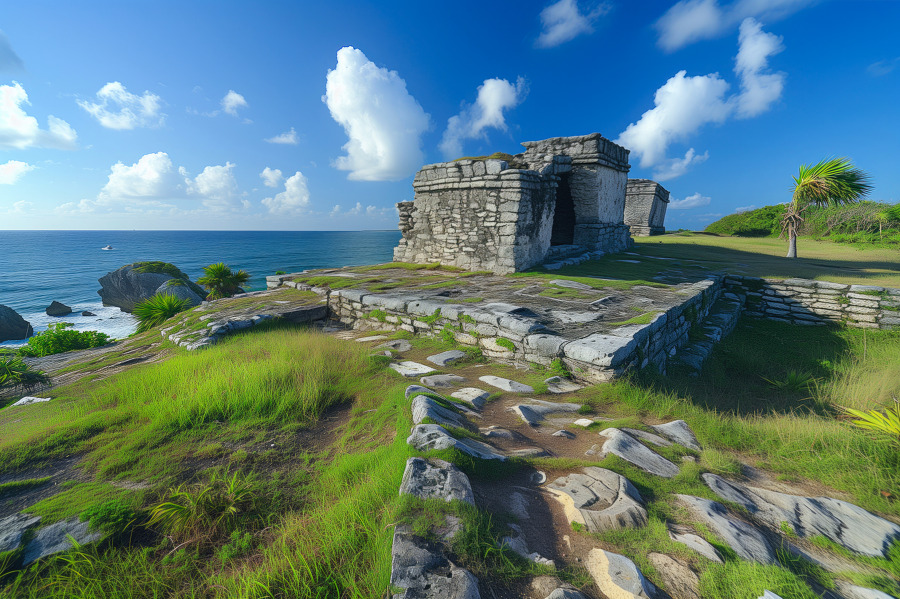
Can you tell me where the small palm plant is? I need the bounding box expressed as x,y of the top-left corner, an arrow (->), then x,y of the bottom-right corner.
842,398 -> 900,446
148,471 -> 254,541
783,157 -> 872,258
133,293 -> 191,333
0,356 -> 51,391
197,263 -> 250,300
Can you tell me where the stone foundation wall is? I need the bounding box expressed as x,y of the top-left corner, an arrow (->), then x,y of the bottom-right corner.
324,278 -> 723,382
723,276 -> 900,329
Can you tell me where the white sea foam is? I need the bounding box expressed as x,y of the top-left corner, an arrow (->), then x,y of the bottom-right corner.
1,302 -> 137,347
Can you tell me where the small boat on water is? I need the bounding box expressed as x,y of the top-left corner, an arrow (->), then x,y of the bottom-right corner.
102,245 -> 114,250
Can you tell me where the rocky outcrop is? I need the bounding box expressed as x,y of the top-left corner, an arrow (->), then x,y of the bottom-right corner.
22,517 -> 102,565
0,304 -> 32,341
155,279 -> 205,308
0,514 -> 41,553
98,262 -> 205,313
547,467 -> 647,532
676,494 -> 777,565
585,548 -> 659,599
390,524 -> 480,599
399,458 -> 475,505
45,301 -> 72,317
598,428 -> 680,478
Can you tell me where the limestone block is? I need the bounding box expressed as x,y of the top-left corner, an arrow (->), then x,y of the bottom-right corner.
677,495 -> 776,564
598,428 -> 680,478
399,457 -> 475,505
407,424 -> 506,461
585,548 -> 657,599
547,467 -> 647,532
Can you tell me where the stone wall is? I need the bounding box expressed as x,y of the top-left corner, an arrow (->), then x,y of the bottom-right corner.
624,179 -> 669,236
325,278 -> 724,382
394,133 -> 633,275
724,276 -> 900,329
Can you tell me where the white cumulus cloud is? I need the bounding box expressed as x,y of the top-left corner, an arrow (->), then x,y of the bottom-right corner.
0,160 -> 35,184
189,163 -> 239,210
265,127 -> 299,145
260,167 -> 283,188
100,152 -> 185,199
439,76 -> 528,159
655,0 -> 811,51
616,18 -> 783,180
0,82 -> 78,150
78,82 -> 164,130
735,204 -> 756,212
669,192 -> 711,210
0,30 -> 24,71
221,90 -> 248,116
262,171 -> 310,214
324,46 -> 430,181
535,0 -> 611,48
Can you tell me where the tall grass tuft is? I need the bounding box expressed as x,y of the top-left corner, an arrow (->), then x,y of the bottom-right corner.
133,293 -> 191,333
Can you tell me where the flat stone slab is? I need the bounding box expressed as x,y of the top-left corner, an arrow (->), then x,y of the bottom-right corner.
390,361 -> 436,377
10,396 -> 50,407
420,374 -> 466,388
411,395 -> 469,429
651,420 -> 702,451
407,424 -> 506,461
405,384 -> 437,399
450,388 -> 490,409
648,553 -> 700,599
834,582 -> 896,599
550,279 -> 593,290
667,524 -> 723,563
508,447 -> 550,458
585,548 -> 657,599
23,518 -> 102,565
0,514 -> 41,553
702,473 -> 900,558
478,375 -> 533,393
622,428 -> 672,448
378,339 -> 413,352
547,467 -> 647,533
399,457 -> 475,505
599,428 -> 679,478
509,399 -> 583,427
390,524 -> 480,599
562,333 -> 637,368
355,335 -> 389,342
426,350 -> 467,367
552,430 -> 576,439
544,376 -> 584,394
677,494 -> 777,565
574,418 -> 595,427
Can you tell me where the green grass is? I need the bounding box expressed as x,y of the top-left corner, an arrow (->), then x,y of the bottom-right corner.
609,311 -> 660,326
0,476 -> 52,499
27,482 -> 142,525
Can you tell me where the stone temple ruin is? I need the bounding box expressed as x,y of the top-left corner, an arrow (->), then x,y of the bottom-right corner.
393,133 -> 669,274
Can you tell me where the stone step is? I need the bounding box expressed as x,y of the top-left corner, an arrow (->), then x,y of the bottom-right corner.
672,291 -> 746,374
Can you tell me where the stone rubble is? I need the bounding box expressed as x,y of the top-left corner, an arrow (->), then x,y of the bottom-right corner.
390,524 -> 481,599
544,376 -> 584,394
410,395 -> 470,429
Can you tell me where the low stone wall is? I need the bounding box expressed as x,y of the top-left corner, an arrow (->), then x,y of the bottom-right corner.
723,276 -> 900,329
326,278 -> 724,382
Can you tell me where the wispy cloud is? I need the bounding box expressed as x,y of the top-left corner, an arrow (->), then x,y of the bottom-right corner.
265,127 -> 299,145
439,77 -> 528,159
535,0 -> 611,48
669,192 -> 711,210
0,160 -> 35,184
867,57 -> 900,77
78,82 -> 165,130
0,82 -> 77,150
324,46 -> 430,181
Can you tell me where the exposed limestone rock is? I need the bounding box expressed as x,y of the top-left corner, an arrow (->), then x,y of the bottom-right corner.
427,350 -> 467,367
420,374 -> 466,388
45,301 -> 72,317
647,553 -> 700,599
622,428 -> 672,447
509,399 -> 583,427
574,418 -> 595,427
598,428 -> 679,478
552,430 -> 576,439
378,339 -> 413,352
676,495 -> 777,565
399,457 -> 475,505
390,361 -> 436,377
98,263 -> 205,313
478,375 -> 534,393
650,420 -> 702,451
410,395 -> 469,429
547,467 -> 647,533
405,384 -> 436,399
502,523 -> 554,567
544,590 -> 589,599
702,473 -> 900,558
23,518 -> 102,565
508,447 -> 550,458
544,376 -> 584,394
0,514 -> 41,553
154,279 -> 205,307
10,396 -> 51,407
407,424 -> 506,461
585,548 -> 658,599
0,304 -> 33,342
667,524 -> 723,563
355,334 -> 389,342
390,524 -> 481,599
481,426 -> 516,439
450,388 -> 489,409
834,581 -> 896,599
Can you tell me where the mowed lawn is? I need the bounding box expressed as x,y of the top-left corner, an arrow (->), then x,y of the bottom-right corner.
634,233 -> 900,288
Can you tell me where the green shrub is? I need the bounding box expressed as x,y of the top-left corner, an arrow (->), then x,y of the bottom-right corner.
0,356 -> 51,391
148,471 -> 254,540
274,270 -> 286,275
368,309 -> 388,322
133,293 -> 191,333
197,263 -> 250,300
16,322 -> 111,358
216,530 -> 254,564
81,499 -> 143,534
705,205 -> 786,237
842,399 -> 900,446
549,358 -> 571,379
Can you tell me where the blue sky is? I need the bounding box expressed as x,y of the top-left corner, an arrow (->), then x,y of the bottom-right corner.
1,0 -> 897,231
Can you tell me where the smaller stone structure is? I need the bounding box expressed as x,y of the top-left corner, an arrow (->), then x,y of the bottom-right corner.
625,179 -> 669,236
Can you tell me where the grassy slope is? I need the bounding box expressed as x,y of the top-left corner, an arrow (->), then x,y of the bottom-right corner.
636,233 -> 900,288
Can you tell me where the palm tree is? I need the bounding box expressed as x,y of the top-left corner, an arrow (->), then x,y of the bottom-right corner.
783,158 -> 872,258
197,263 -> 250,300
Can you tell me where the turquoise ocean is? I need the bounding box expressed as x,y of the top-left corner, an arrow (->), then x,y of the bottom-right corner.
0,230 -> 401,345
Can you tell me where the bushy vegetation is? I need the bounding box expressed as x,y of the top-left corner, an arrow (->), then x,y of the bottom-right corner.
197,262 -> 250,300
132,261 -> 207,297
13,322 -> 110,358
0,356 -> 50,391
133,293 -> 191,333
705,201 -> 900,247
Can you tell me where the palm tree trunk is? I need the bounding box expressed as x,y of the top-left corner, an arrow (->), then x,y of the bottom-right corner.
786,225 -> 798,258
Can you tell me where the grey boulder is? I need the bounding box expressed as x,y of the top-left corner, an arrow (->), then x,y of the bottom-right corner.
651,420 -> 702,451
599,428 -> 680,478
45,301 -> 72,317
23,517 -> 102,565
155,279 -> 205,308
420,374 -> 466,388
410,395 -> 469,429
547,467 -> 647,532
98,263 -> 205,313
0,304 -> 32,342
399,457 -> 475,505
648,553 -> 701,599
509,399 -> 583,427
585,548 -> 658,599
0,514 -> 41,553
390,524 -> 480,599
407,424 -> 506,461
677,494 -> 777,565
426,350 -> 467,367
